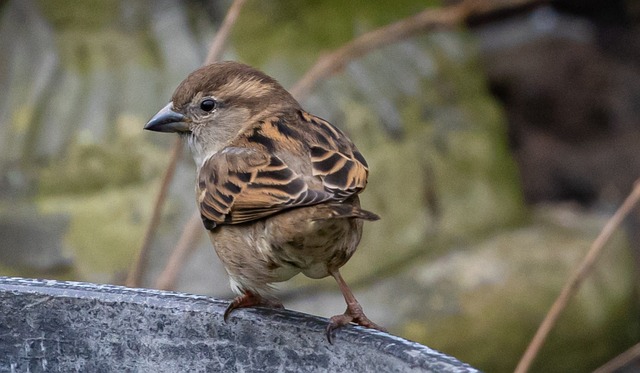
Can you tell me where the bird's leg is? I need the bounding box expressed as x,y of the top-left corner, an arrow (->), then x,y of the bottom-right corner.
223,290 -> 284,322
326,268 -> 386,343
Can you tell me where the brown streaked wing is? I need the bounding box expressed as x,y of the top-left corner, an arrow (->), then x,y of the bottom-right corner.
301,111 -> 370,199
197,147 -> 334,228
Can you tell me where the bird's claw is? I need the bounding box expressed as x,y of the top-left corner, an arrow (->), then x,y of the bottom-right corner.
223,292 -> 283,322
325,307 -> 386,344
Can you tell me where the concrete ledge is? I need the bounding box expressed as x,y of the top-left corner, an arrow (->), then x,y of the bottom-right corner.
0,277 -> 478,372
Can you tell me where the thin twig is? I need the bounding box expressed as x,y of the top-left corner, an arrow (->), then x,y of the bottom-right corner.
146,0 -> 247,291
515,180 -> 640,373
593,342 -> 640,373
205,0 -> 246,65
126,137 -> 182,287
154,211 -> 204,290
290,0 -> 544,100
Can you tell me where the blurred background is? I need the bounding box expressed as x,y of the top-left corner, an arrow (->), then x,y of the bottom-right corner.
1,0 -> 640,371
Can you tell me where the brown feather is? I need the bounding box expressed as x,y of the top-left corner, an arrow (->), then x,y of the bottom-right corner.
196,109 -> 371,230
300,112 -> 369,197
197,146 -> 335,228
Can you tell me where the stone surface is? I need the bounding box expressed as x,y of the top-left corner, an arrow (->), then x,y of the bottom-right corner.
380,205 -> 637,372
0,277 -> 478,373
0,208 -> 72,271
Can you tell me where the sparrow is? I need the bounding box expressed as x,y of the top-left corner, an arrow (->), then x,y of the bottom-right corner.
144,61 -> 384,342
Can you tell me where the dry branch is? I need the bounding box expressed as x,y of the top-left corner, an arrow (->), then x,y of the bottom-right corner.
205,0 -> 246,65
126,137 -> 182,287
126,0 -> 246,288
290,0 -> 545,100
593,342 -> 640,373
154,211 -> 204,290
515,180 -> 640,373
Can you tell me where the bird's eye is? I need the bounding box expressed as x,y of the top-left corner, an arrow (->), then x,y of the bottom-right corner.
200,99 -> 217,112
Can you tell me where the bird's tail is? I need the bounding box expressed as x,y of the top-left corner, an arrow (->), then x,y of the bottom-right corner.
313,203 -> 380,221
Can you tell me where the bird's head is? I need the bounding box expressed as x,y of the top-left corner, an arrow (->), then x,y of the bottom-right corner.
144,61 -> 299,166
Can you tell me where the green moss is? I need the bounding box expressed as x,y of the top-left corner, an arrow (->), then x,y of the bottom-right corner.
38,0 -> 157,72
401,217 -> 638,373
35,115 -> 173,281
420,44 -> 525,237
38,0 -> 121,31
37,184 -> 161,281
233,0 -> 439,67
39,143 -> 139,195
0,262 -> 21,278
39,117 -> 166,196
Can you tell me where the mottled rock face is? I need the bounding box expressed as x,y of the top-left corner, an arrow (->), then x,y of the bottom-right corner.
474,5 -> 640,206
0,277 -> 477,373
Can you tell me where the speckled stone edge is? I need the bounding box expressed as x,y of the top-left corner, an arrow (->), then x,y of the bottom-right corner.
0,276 -> 479,372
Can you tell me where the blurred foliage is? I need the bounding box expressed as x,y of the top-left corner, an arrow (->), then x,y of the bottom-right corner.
39,185 -> 155,280
233,0 -> 438,68
36,0 -> 157,72
38,0 -> 120,30
40,139 -> 142,195
38,115 -> 166,195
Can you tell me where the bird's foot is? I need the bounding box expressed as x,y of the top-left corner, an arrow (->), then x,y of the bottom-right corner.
326,302 -> 386,344
223,291 -> 283,322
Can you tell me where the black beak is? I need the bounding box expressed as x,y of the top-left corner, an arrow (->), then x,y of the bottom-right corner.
144,102 -> 190,133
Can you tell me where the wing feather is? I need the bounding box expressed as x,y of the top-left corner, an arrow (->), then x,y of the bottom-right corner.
300,111 -> 369,199
197,147 -> 333,228
197,112 -> 371,229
